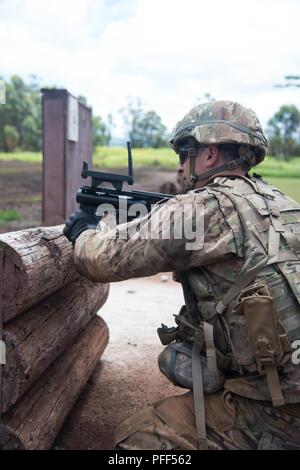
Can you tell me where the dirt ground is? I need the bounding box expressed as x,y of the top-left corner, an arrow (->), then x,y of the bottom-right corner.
54,275 -> 185,450
0,161 -> 42,232
0,160 -> 183,450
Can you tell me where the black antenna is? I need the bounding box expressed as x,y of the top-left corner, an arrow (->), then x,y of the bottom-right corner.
80,142 -> 134,191
127,141 -> 134,181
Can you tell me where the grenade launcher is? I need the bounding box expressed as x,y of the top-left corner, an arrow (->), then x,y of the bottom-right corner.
76,142 -> 174,224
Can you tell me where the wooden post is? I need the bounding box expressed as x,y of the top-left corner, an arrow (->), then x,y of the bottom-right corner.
0,225 -> 78,321
42,89 -> 93,225
2,279 -> 109,413
0,316 -> 109,450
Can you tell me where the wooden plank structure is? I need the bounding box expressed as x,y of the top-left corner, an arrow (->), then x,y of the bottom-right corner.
0,226 -> 109,449
0,316 -> 108,450
42,89 -> 93,226
0,225 -> 78,322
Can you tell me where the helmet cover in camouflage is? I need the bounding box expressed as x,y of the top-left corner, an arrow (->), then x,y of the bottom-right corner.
170,100 -> 268,167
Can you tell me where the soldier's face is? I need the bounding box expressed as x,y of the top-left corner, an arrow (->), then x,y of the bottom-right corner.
182,145 -> 222,186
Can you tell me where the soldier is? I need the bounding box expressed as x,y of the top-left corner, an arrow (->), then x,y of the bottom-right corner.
64,100 -> 300,450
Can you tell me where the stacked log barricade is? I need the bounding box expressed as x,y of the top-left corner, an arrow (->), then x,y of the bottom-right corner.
0,225 -> 109,450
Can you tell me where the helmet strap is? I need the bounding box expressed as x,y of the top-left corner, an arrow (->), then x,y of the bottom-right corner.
183,139 -> 197,191
194,157 -> 244,182
188,138 -> 197,178
183,157 -> 245,192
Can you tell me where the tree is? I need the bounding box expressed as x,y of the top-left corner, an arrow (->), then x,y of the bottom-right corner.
78,95 -> 112,149
0,77 -> 111,152
92,115 -> 112,148
121,97 -> 168,148
137,111 -> 168,148
3,125 -> 19,151
0,75 -> 41,152
267,104 -> 300,159
22,115 -> 40,150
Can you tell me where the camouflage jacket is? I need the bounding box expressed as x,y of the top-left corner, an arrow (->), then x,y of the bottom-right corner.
74,175 -> 300,404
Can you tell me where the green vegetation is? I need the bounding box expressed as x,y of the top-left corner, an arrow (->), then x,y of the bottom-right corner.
268,104 -> 300,158
93,146 -> 174,169
0,148 -> 299,203
0,210 -> 21,226
94,149 -> 300,179
1,75 -> 299,157
121,97 -> 168,148
0,151 -> 42,163
0,76 -> 113,152
254,156 -> 300,178
1,148 -> 300,177
0,75 -> 41,152
0,77 -> 170,153
268,178 -> 300,203
0,195 -> 42,204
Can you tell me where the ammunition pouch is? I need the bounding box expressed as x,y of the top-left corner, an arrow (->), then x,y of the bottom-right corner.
233,283 -> 292,406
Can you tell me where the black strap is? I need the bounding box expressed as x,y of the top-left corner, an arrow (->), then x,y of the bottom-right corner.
194,158 -> 245,182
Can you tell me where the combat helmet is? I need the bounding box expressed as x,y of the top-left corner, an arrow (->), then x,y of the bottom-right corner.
170,100 -> 268,189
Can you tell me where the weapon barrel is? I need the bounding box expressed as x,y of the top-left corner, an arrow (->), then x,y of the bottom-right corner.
77,187 -> 173,209
76,189 -> 149,209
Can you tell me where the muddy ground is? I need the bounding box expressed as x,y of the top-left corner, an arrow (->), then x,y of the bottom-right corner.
0,160 -> 184,450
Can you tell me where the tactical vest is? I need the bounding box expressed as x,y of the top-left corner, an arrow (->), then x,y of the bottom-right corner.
172,175 -> 300,407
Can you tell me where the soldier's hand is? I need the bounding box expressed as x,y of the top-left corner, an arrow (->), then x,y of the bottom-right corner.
63,208 -> 99,245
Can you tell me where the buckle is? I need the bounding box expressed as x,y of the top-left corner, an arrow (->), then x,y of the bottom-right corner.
227,160 -> 238,170
269,208 -> 280,217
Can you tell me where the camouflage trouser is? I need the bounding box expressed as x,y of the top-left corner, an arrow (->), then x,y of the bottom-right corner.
114,391 -> 300,450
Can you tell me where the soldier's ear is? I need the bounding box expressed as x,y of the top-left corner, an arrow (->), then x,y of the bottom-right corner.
206,145 -> 219,166
207,145 -> 218,159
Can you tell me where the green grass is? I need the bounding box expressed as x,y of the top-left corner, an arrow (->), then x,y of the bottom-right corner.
0,209 -> 21,226
94,148 -> 300,177
1,148 -> 300,177
255,157 -> 300,179
267,178 -> 300,203
93,146 -> 176,169
0,151 -> 42,163
0,148 -> 299,203
0,195 -> 42,204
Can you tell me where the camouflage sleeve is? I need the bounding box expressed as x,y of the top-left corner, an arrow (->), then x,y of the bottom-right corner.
74,189 -> 243,283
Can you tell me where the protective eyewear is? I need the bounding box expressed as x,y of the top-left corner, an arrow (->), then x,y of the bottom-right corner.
177,142 -> 205,166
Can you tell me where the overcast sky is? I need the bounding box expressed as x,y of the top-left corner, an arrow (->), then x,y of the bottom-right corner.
0,0 -> 300,138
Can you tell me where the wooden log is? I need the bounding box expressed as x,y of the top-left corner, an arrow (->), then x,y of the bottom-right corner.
0,225 -> 78,322
2,278 -> 109,413
0,315 -> 109,450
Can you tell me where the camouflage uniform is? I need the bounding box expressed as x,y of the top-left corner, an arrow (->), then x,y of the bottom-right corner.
74,101 -> 300,450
